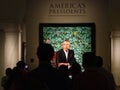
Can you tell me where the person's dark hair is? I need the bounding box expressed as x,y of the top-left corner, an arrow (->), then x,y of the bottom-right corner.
69,62 -> 81,75
82,52 -> 96,67
37,43 -> 54,62
16,60 -> 26,69
96,56 -> 103,67
6,68 -> 12,76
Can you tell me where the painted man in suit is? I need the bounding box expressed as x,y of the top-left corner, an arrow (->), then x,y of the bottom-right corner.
56,40 -> 76,69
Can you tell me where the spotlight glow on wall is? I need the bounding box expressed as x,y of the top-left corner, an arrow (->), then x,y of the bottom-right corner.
111,31 -> 120,86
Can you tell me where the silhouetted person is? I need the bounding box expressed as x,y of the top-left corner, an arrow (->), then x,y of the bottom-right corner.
96,56 -> 116,90
96,56 -> 103,67
25,43 -> 68,90
69,62 -> 81,81
11,61 -> 28,79
45,38 -> 57,68
1,68 -> 12,90
68,62 -> 82,90
8,60 -> 29,90
72,52 -> 109,90
82,52 -> 96,68
59,65 -> 69,77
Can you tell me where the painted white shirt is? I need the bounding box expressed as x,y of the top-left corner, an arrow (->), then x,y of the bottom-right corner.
64,50 -> 69,61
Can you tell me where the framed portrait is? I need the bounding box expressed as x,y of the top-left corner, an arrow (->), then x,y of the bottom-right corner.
39,23 -> 96,66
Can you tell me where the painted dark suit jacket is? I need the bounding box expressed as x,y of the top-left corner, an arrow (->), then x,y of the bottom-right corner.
56,49 -> 76,66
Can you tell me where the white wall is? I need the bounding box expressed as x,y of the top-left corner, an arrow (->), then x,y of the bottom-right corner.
0,23 -> 22,90
111,31 -> 120,86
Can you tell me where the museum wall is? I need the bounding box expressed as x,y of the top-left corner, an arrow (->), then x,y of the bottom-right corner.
25,0 -> 111,70
0,0 -> 120,73
1,0 -> 120,89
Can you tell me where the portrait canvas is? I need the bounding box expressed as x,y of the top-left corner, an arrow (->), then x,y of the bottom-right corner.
39,23 -> 96,67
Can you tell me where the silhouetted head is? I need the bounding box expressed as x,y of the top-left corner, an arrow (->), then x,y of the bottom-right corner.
82,52 -> 96,68
69,62 -> 81,75
96,56 -> 103,67
37,43 -> 54,62
16,60 -> 26,69
5,68 -> 12,76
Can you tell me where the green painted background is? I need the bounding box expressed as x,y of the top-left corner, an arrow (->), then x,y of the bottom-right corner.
43,26 -> 92,67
